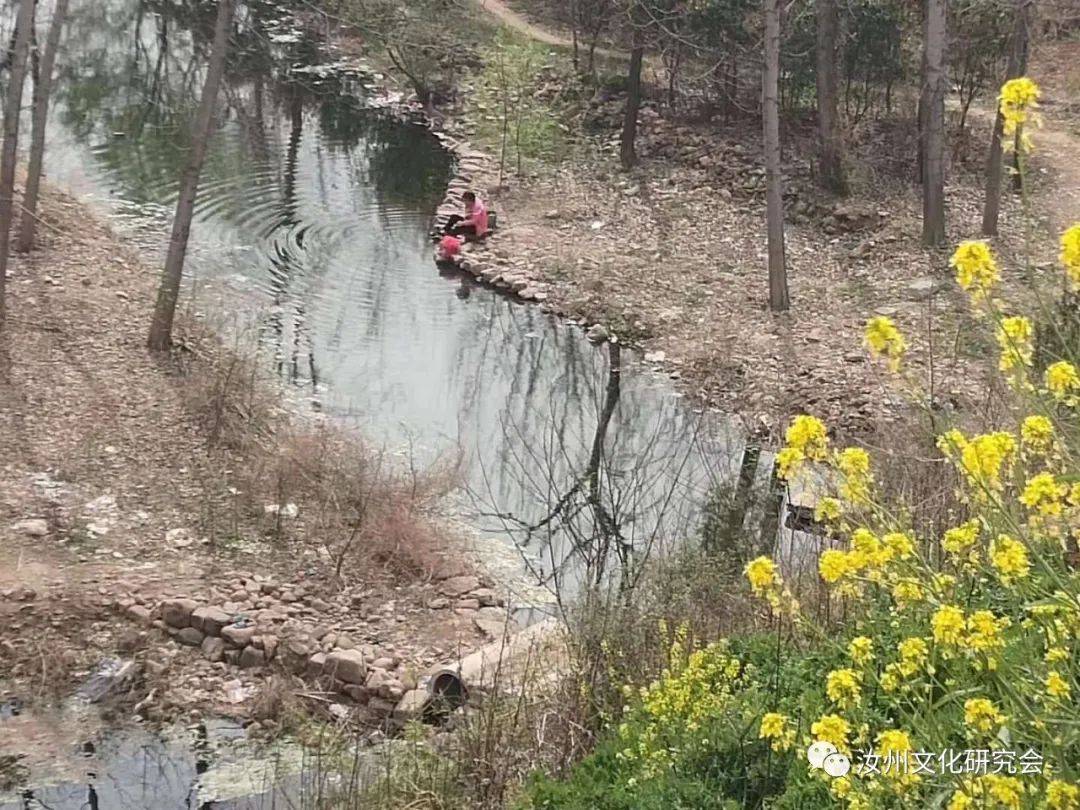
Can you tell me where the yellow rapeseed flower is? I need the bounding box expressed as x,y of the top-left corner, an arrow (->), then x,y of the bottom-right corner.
1020,414 -> 1054,453
951,240 -> 999,303
785,414 -> 828,460
996,315 -> 1034,376
826,668 -> 862,709
883,531 -> 914,560
942,520 -> 980,559
811,713 -> 850,752
1061,223 -> 1080,290
892,579 -> 924,608
1020,472 -> 1067,516
990,535 -> 1030,584
960,432 -> 1017,492
745,556 -> 777,595
1047,779 -> 1080,810
848,636 -> 873,666
1046,670 -> 1071,700
864,316 -> 906,372
933,605 -> 966,646
897,636 -> 929,676
983,774 -> 1025,809
776,446 -> 804,480
964,697 -> 1006,734
819,549 -> 850,584
1000,76 -> 1041,153
814,496 -> 842,523
836,447 -> 872,503
759,712 -> 795,751
1045,360 -> 1080,404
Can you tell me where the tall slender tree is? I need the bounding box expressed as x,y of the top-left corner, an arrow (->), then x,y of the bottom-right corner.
17,0 -> 70,254
763,0 -> 789,311
981,0 -> 1031,236
619,15 -> 645,170
815,0 -> 845,194
0,0 -> 36,330
148,0 -> 234,351
921,0 -> 948,247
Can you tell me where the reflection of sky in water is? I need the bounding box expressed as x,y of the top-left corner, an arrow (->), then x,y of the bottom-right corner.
21,0 -> 754,593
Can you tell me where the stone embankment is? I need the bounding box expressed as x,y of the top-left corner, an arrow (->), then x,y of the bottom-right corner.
115,572 -> 517,724
429,132 -> 552,305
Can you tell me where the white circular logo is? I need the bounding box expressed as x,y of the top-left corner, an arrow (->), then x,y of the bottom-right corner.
822,752 -> 852,777
807,741 -> 838,769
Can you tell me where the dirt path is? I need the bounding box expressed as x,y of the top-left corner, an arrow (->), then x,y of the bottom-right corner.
474,0 -> 633,64
477,0 -> 570,47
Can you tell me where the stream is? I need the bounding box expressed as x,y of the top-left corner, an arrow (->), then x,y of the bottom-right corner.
0,0 -> 777,805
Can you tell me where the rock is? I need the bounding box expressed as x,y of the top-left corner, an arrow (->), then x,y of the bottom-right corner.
201,637 -> 226,663
367,697 -> 397,715
586,323 -> 609,343
10,518 -> 48,537
191,606 -> 232,636
342,684 -> 369,703
471,588 -> 503,607
160,598 -> 198,629
439,576 -> 480,597
476,606 -> 511,623
307,652 -> 327,676
906,276 -> 947,301
125,604 -> 152,625
239,647 -> 267,669
394,689 -> 431,721
177,627 -> 205,647
166,528 -> 195,548
456,598 -> 480,610
365,668 -> 389,692
221,623 -> 257,648
281,637 -> 316,674
324,649 -> 367,685
474,618 -> 510,640
371,656 -> 396,671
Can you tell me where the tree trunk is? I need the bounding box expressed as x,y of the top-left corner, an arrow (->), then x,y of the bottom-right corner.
921,0 -> 947,247
0,0 -> 35,330
981,0 -> 1031,235
619,24 -> 644,171
17,0 -> 69,254
763,0 -> 789,311
815,0 -> 845,194
147,0 -> 233,352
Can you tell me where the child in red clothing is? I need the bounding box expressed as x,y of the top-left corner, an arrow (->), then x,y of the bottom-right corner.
436,234 -> 462,263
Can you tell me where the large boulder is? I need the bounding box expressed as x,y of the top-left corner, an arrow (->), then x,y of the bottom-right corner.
221,623 -> 257,648
160,598 -> 198,629
438,575 -> 480,597
191,606 -> 232,636
324,649 -> 367,685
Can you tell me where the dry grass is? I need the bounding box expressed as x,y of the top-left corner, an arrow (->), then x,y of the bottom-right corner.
174,333 -> 461,583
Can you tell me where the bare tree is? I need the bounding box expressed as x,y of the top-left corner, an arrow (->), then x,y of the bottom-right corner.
0,0 -> 35,329
763,0 -> 789,311
17,0 -> 70,254
815,0 -> 845,194
981,0 -> 1031,236
921,0 -> 948,247
148,0 -> 234,351
619,19 -> 645,171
